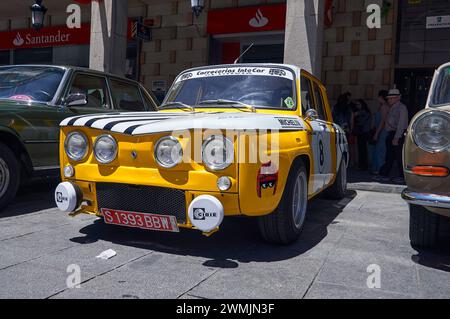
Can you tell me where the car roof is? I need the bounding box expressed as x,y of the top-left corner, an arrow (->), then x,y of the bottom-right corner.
437,62 -> 450,72
0,64 -> 141,85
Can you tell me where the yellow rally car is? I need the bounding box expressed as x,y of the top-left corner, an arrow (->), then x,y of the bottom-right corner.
54,64 -> 348,244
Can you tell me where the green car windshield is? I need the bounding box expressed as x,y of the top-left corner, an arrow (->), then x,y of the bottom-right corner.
0,66 -> 65,103
432,67 -> 450,106
163,67 -> 297,110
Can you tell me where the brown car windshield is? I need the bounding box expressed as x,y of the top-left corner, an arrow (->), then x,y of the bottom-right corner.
432,66 -> 450,106
163,67 -> 296,110
0,66 -> 65,103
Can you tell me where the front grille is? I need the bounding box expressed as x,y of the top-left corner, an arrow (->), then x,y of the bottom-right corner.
96,183 -> 187,224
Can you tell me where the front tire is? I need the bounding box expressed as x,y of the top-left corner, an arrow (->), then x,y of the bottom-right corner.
258,162 -> 308,245
0,142 -> 20,212
409,204 -> 439,248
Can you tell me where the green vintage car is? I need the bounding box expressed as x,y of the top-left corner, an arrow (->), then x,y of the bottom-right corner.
0,65 -> 158,210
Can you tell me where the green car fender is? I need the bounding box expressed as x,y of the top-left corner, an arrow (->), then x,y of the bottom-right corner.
0,125 -> 33,176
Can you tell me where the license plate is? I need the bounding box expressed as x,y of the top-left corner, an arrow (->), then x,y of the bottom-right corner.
101,208 -> 179,233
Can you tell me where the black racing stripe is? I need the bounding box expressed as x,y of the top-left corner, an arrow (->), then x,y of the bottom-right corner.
103,118 -> 170,130
81,114 -> 180,127
67,115 -> 92,126
124,124 -> 145,135
85,118 -> 102,127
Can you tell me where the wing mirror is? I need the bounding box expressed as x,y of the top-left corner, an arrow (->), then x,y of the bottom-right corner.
304,108 -> 318,121
66,93 -> 87,107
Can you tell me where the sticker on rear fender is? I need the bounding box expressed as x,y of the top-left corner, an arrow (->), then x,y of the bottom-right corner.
101,208 -> 179,233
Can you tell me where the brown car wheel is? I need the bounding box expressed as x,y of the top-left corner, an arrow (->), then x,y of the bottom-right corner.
409,204 -> 439,248
0,142 -> 20,212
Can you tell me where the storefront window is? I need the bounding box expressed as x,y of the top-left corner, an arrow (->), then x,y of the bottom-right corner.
53,45 -> 89,67
14,47 -> 53,65
126,43 -> 138,80
0,51 -> 10,65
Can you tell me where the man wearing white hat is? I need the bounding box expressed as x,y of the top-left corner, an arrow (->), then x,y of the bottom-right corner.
376,88 -> 409,183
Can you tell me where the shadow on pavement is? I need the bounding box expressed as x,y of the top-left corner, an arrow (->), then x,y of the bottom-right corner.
71,191 -> 357,265
348,167 -> 405,186
0,178 -> 58,218
411,217 -> 450,273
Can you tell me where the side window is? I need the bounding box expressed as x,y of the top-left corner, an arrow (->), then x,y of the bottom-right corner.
69,74 -> 109,109
300,76 -> 314,115
140,86 -> 158,111
109,79 -> 146,111
313,83 -> 327,121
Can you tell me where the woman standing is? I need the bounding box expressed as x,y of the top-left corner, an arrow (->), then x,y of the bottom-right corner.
333,93 -> 357,167
353,99 -> 372,171
370,90 -> 390,174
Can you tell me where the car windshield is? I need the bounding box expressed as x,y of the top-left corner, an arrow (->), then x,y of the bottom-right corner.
432,66 -> 450,106
0,66 -> 65,103
162,66 -> 296,110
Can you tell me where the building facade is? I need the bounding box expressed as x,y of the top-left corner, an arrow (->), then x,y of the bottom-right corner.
0,0 -> 449,111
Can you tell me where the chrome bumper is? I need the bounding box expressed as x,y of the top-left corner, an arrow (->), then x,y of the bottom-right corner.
402,189 -> 450,209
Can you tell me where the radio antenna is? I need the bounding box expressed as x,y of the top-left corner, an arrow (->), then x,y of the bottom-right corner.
234,43 -> 254,64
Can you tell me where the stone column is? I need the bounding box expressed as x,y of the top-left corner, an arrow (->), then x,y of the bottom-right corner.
284,0 -> 324,78
89,0 -> 128,76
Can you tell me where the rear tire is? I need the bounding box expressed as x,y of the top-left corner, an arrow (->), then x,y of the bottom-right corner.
0,142 -> 20,212
409,204 -> 439,248
258,162 -> 308,245
324,158 -> 347,200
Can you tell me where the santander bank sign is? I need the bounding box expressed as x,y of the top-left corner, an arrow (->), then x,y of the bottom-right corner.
0,24 -> 90,50
13,30 -> 72,47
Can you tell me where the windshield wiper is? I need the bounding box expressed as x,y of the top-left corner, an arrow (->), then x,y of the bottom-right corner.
160,101 -> 195,112
198,99 -> 255,112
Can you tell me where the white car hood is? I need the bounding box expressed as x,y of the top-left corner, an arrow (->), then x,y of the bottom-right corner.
60,111 -> 306,135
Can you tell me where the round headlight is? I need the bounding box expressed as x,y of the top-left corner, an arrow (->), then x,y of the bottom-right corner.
413,111 -> 450,153
94,135 -> 118,164
154,136 -> 183,168
202,136 -> 234,171
63,165 -> 74,178
64,132 -> 88,161
217,176 -> 232,191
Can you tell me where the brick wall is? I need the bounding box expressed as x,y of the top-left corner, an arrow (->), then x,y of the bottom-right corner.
322,0 -> 396,111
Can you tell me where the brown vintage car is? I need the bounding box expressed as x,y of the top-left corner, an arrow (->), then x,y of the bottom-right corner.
402,62 -> 450,247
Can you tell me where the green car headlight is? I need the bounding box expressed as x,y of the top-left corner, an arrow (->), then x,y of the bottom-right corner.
64,132 -> 88,161
412,111 -> 450,153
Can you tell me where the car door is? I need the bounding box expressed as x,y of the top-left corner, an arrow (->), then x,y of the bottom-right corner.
300,75 -> 322,194
311,81 -> 334,188
301,75 -> 332,193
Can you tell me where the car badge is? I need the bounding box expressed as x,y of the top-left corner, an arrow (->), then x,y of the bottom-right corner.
131,151 -> 138,159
